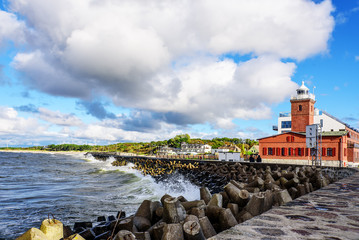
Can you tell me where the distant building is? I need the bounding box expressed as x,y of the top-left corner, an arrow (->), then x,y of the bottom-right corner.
157,145 -> 177,155
248,145 -> 259,155
259,82 -> 359,166
218,152 -> 242,162
219,144 -> 241,152
212,148 -> 229,154
179,142 -> 212,154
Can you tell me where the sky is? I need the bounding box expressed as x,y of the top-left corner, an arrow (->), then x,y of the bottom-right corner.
0,0 -> 358,147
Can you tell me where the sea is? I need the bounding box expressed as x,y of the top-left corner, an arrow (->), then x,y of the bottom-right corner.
0,151 -> 200,239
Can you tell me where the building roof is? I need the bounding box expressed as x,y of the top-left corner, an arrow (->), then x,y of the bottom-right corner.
258,130 -> 348,141
298,81 -> 309,91
218,144 -> 241,152
250,145 -> 259,150
321,111 -> 359,134
257,131 -> 305,140
322,130 -> 348,136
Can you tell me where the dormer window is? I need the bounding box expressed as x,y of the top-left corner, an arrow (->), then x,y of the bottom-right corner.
299,105 -> 302,111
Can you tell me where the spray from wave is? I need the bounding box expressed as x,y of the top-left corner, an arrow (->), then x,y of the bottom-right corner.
82,155 -> 200,212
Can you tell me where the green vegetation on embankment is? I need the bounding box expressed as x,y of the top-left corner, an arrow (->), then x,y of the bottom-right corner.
0,134 -> 258,155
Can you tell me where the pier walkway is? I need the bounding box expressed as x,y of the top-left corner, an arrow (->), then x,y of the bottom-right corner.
210,170 -> 359,240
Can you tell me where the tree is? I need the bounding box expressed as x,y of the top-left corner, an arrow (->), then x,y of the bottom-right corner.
168,134 -> 190,148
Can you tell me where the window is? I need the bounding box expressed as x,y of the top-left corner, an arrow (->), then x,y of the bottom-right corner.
291,136 -> 295,142
276,148 -> 280,156
281,121 -> 292,129
327,148 -> 333,156
296,148 -> 302,156
311,148 -> 316,156
268,148 -> 273,155
263,148 -> 267,155
288,148 -> 292,156
322,148 -> 326,156
299,105 -> 302,111
282,147 -> 287,156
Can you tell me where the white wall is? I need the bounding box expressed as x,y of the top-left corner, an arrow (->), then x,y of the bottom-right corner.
277,110 -> 346,134
218,152 -> 242,162
314,112 -> 346,132
278,115 -> 291,134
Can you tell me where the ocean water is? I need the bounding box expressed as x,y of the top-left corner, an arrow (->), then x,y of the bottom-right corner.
0,152 -> 200,239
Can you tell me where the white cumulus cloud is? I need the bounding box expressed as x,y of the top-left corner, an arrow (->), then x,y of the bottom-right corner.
0,10 -> 26,46
6,0 -> 334,131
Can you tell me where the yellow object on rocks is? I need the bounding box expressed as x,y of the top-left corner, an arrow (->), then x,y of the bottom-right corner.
63,234 -> 85,240
15,228 -> 48,240
40,219 -> 63,240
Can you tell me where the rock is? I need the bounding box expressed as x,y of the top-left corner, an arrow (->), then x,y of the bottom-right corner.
207,193 -> 223,207
40,219 -> 63,240
273,189 -> 292,206
219,208 -> 238,231
15,228 -> 48,240
133,216 -> 151,232
224,182 -> 250,207
200,187 -> 212,204
64,234 -> 85,240
114,230 -> 136,240
78,228 -> 96,240
163,197 -> 186,223
162,223 -> 184,240
199,217 -> 216,239
183,220 -> 206,240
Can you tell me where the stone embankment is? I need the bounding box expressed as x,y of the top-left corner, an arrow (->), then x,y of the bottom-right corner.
16,153 -> 357,240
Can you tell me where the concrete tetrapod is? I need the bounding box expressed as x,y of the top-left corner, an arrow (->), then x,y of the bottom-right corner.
40,219 -> 63,240
15,228 -> 48,240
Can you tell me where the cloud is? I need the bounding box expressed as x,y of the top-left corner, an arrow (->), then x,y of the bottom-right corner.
72,119 -> 180,142
12,51 -> 91,98
0,9 -> 26,47
37,108 -> 83,126
6,0 -> 334,131
142,56 -> 296,126
0,106 -> 59,146
342,117 -> 359,122
355,56 -> 359,61
0,65 -> 9,85
120,111 -> 162,132
14,104 -> 83,126
334,5 -> 359,25
77,100 -> 116,120
15,104 -> 39,113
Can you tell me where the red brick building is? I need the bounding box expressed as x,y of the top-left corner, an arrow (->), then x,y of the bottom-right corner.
259,82 -> 359,166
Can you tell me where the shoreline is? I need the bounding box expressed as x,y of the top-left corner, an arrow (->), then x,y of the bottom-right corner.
0,149 -> 87,155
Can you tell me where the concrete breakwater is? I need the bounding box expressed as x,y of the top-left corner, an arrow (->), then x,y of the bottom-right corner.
17,153 -> 356,240
47,152 -> 352,240
89,153 -> 354,194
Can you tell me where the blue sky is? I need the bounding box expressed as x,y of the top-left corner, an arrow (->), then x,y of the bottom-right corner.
0,0 -> 358,147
